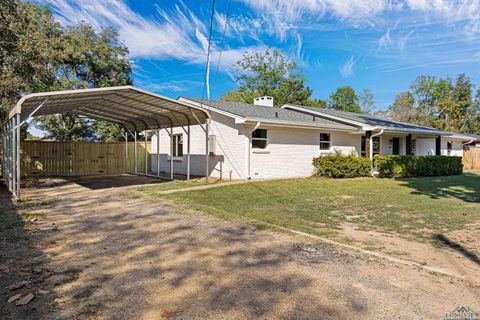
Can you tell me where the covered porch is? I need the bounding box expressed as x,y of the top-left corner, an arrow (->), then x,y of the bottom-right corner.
362,131 -> 461,159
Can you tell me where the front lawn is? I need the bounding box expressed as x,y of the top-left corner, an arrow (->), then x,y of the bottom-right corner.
137,173 -> 480,242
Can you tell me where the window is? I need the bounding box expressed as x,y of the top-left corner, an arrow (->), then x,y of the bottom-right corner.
447,141 -> 452,156
319,133 -> 331,150
252,129 -> 268,149
171,134 -> 183,157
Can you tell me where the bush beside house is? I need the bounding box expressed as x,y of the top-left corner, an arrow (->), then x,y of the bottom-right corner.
312,152 -> 372,178
374,155 -> 463,178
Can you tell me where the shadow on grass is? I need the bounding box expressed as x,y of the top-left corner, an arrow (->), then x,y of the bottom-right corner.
0,183 -> 56,320
433,234 -> 480,266
398,173 -> 480,203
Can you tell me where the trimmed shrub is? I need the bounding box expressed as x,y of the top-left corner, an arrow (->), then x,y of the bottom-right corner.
312,151 -> 372,178
374,155 -> 463,178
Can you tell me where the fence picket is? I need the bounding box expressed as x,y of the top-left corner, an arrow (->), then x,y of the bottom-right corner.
20,141 -> 151,177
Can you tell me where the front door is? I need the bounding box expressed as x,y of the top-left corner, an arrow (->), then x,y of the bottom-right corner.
392,137 -> 400,155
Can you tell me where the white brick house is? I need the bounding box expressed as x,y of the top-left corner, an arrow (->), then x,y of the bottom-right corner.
151,97 -> 470,180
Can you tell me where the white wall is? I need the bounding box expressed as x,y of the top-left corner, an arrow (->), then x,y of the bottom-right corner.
249,127 -> 361,179
150,107 -> 465,180
150,112 -> 247,179
441,139 -> 463,157
415,137 -> 436,156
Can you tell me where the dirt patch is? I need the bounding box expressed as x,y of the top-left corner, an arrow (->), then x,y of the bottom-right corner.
0,185 -> 57,320
339,223 -> 480,284
2,176 -> 480,319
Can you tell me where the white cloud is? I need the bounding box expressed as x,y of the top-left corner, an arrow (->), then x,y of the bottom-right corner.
239,0 -> 480,39
378,29 -> 392,50
39,0 -> 264,72
340,56 -> 357,78
140,80 -> 203,93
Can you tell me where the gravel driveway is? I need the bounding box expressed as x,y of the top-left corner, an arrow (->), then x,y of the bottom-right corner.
2,175 -> 479,319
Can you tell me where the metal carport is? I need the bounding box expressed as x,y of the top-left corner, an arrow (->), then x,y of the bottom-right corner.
1,86 -> 211,200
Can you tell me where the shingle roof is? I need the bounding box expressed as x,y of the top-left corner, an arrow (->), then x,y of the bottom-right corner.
182,98 -> 358,131
284,104 -> 455,135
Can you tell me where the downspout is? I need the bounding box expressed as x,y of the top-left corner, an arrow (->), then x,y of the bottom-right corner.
370,129 -> 384,176
462,139 -> 474,146
247,122 -> 261,179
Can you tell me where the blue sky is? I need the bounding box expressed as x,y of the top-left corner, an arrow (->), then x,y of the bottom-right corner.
38,0 -> 480,110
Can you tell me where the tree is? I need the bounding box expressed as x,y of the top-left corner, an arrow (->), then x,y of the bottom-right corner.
0,1 -> 64,120
359,89 -> 375,113
220,89 -> 244,103
1,1 -> 132,141
33,23 -> 132,140
222,49 -> 312,107
387,92 -> 418,124
328,86 -> 361,112
35,113 -> 94,141
93,121 -> 125,142
305,98 -> 327,109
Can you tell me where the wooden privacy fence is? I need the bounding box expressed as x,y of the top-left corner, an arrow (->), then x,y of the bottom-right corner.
463,147 -> 480,170
21,141 -> 151,177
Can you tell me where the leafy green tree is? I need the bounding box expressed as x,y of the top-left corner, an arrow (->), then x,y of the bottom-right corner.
222,49 -> 312,107
0,1 -> 63,120
328,86 -> 361,112
220,89 -> 244,103
1,1 -> 132,141
35,23 -> 132,140
305,98 -> 327,109
387,92 -> 418,124
35,113 -> 94,141
93,121 -> 126,142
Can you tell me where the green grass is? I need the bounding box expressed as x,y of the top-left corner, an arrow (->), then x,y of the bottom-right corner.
137,173 -> 480,242
122,180 -> 209,199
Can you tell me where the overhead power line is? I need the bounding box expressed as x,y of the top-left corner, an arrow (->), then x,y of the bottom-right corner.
201,0 -> 216,103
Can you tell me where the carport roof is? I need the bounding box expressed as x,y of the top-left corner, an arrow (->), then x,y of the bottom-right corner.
9,86 -> 208,131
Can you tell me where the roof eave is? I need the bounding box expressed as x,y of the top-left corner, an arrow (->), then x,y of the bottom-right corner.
243,118 -> 359,133
282,104 -> 372,130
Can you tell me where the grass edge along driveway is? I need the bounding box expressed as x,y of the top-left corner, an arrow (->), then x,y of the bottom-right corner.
134,173 -> 480,244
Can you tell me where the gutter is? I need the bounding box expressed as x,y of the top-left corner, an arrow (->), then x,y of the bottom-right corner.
247,122 -> 261,179
370,129 -> 384,176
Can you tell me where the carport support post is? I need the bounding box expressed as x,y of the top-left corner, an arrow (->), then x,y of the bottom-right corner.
205,120 -> 209,184
7,120 -> 11,191
7,119 -> 11,191
16,113 -> 20,199
1,126 -> 5,182
156,129 -> 160,177
134,131 -> 137,174
170,127 -> 174,180
144,130 -> 148,175
124,132 -> 128,173
11,116 -> 16,194
187,124 -> 190,181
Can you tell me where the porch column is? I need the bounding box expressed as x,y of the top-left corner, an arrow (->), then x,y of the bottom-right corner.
364,131 -> 372,159
435,136 -> 441,156
406,134 -> 413,155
